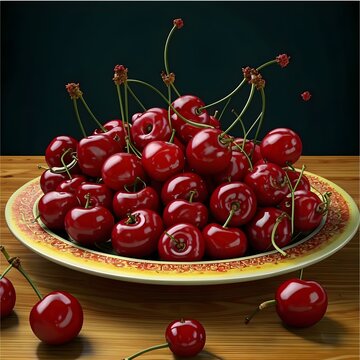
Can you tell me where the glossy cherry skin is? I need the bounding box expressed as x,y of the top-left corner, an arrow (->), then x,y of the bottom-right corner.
260,128 -> 302,167
111,209 -> 163,258
275,278 -> 328,328
232,138 -> 263,164
112,186 -> 160,219
130,108 -> 171,150
0,277 -> 16,318
163,199 -> 208,229
209,115 -> 221,129
64,205 -> 114,246
76,182 -> 113,210
38,191 -> 79,231
279,190 -> 324,232
93,119 -> 126,152
170,95 -> 210,143
210,182 -> 257,226
29,291 -> 83,345
55,175 -> 87,194
165,319 -> 206,357
77,134 -> 119,178
45,135 -> 78,168
203,223 -> 248,259
158,223 -> 205,261
101,152 -> 145,191
245,207 -> 292,252
284,169 -> 311,193
213,150 -> 250,184
186,128 -> 232,175
161,172 -> 208,205
244,162 -> 289,206
40,170 -> 67,194
141,140 -> 185,182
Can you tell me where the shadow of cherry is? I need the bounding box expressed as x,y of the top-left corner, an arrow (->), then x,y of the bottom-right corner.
174,350 -> 224,360
36,336 -> 93,360
285,316 -> 346,345
0,311 -> 19,329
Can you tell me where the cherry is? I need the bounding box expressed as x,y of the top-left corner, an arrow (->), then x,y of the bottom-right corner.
30,291 -> 83,345
123,318 -> 206,359
93,119 -> 126,152
245,207 -> 291,253
186,128 -> 232,175
130,108 -> 171,150
101,152 -> 145,191
158,223 -> 205,261
64,199 -> 114,246
284,168 -> 311,193
112,185 -> 160,219
170,95 -> 211,143
0,277 -> 16,318
39,170 -> 67,194
77,134 -> 119,178
141,140 -> 185,182
245,278 -> 328,328
161,172 -> 208,205
38,191 -> 79,231
76,182 -> 114,210
260,128 -> 302,167
209,182 -> 257,226
45,135 -> 78,168
111,209 -> 163,258
244,162 -> 289,206
162,193 -> 208,229
232,138 -> 263,164
279,190 -> 327,232
55,174 -> 87,194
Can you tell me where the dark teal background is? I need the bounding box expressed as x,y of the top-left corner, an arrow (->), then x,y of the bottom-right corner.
1,1 -> 359,155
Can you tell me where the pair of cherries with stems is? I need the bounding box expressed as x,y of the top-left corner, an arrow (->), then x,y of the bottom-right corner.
0,245 -> 83,345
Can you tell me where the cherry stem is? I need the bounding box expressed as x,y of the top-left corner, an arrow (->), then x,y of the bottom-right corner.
84,193 -> 91,209
60,148 -> 73,179
271,214 -> 289,257
72,99 -> 87,138
126,83 -> 146,112
1,249 -> 43,300
252,88 -> 266,143
199,59 -> 276,112
125,137 -> 142,159
37,165 -> 49,170
163,25 -> 181,97
167,86 -> 173,131
165,231 -> 185,251
221,84 -> 255,136
231,109 -> 247,138
124,343 -> 169,360
79,95 -> 107,132
245,299 -> 276,324
124,81 -> 130,130
218,97 -> 232,121
299,268 -> 304,280
319,192 -> 332,213
223,204 -> 239,228
127,79 -> 213,130
169,129 -> 176,144
0,259 -> 16,280
231,141 -> 253,172
116,84 -> 126,127
126,213 -> 137,225
188,190 -> 197,203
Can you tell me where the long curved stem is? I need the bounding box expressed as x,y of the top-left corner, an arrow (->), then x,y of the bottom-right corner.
271,215 -> 288,256
73,99 -> 87,137
79,96 -> 106,132
218,97 -> 232,121
116,84 -> 125,122
124,343 -> 169,360
252,88 -> 266,142
126,83 -> 146,111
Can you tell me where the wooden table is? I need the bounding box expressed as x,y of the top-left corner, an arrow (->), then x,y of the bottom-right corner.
1,156 -> 359,360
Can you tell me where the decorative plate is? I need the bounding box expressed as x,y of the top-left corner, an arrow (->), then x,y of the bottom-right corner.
5,172 -> 359,285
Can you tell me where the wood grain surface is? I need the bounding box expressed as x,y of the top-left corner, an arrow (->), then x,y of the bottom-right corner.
0,156 -> 359,360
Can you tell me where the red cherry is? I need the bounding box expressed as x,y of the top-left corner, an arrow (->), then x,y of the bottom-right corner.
93,119 -> 126,152
209,115 -> 221,129
279,190 -> 325,232
158,223 -> 205,261
244,162 -> 289,206
76,182 -> 114,210
186,128 -> 232,175
55,175 -> 87,194
161,172 -> 208,205
38,191 -> 79,231
112,186 -> 160,219
101,152 -> 145,191
165,319 -> 206,357
275,278 -> 328,328
39,170 -> 67,194
203,223 -> 248,259
64,204 -> 114,246
210,182 -> 257,226
0,277 -> 16,318
260,128 -> 302,167
245,207 -> 291,252
141,140 -> 185,182
163,198 -> 208,229
45,135 -> 78,168
111,209 -> 163,258
130,108 -> 171,150
29,291 -> 83,345
170,95 -> 210,143
77,134 -> 119,178
284,169 -> 311,193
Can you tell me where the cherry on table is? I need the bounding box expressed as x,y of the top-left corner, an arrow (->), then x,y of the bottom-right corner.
45,135 -> 78,168
0,277 -> 16,318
